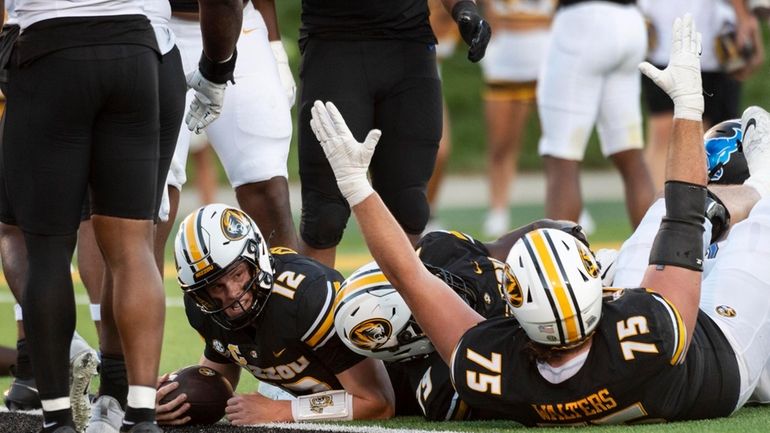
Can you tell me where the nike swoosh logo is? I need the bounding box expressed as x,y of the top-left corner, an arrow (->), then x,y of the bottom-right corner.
43,422 -> 57,428
272,348 -> 286,358
242,28 -> 259,35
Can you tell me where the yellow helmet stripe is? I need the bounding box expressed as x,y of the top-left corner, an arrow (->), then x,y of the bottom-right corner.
529,231 -> 580,343
334,272 -> 390,307
182,209 -> 208,273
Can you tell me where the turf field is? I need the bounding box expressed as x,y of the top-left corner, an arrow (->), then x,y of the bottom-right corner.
2,201 -> 770,432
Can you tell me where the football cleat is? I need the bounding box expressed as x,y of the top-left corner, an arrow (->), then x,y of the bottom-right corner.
85,395 -> 124,433
122,422 -> 163,433
741,106 -> 770,196
70,332 -> 99,432
3,376 -> 41,410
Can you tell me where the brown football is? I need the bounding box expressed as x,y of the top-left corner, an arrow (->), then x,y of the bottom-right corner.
158,365 -> 234,425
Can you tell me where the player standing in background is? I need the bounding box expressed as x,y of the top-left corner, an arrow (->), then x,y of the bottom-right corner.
157,204 -> 394,425
480,0 -> 556,237
296,0 -> 491,268
158,0 -> 298,267
0,0 -> 240,432
424,0 -> 460,232
537,0 -> 654,229
640,0 -> 763,191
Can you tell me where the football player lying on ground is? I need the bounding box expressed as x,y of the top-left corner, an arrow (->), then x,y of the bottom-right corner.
336,221 -> 589,421
311,14 -> 770,425
602,114 -> 758,288
155,204 -> 394,425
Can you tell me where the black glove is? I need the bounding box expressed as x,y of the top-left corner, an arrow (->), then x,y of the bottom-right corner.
451,0 -> 491,63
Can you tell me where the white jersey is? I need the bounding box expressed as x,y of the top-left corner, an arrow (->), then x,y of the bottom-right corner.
15,0 -> 144,30
143,0 -> 175,54
638,0 -> 735,72
5,0 -> 18,25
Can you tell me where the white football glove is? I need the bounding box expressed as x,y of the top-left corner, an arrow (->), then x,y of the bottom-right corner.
185,69 -> 227,134
310,100 -> 380,207
270,41 -> 296,107
639,14 -> 703,121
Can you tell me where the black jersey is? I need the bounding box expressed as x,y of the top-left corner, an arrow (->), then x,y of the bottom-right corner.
387,231 -> 509,420
389,353 -> 509,421
417,230 -> 508,319
300,0 -> 435,44
451,289 -> 739,426
185,248 -> 365,396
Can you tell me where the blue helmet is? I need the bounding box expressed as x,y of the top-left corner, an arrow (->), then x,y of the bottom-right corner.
704,119 -> 750,185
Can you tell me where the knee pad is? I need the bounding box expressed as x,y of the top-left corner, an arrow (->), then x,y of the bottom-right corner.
381,186 -> 430,235
300,194 -> 351,249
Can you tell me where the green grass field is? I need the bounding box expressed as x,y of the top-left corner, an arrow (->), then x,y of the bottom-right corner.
3,202 -> 770,432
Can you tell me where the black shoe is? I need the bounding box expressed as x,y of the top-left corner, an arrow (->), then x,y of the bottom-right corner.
121,422 -> 163,433
4,376 -> 42,410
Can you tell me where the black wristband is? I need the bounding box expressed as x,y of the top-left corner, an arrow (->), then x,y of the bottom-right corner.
198,48 -> 237,85
451,0 -> 478,22
649,181 -> 707,271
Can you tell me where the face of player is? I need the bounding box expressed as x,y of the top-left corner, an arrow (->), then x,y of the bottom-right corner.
205,261 -> 255,319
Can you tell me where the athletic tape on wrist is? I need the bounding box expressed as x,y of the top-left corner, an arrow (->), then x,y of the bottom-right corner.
291,390 -> 354,421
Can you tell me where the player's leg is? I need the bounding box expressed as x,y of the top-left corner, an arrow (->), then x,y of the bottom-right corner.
298,39 -> 373,266
484,95 -> 532,237
699,197 -> 770,409
369,39 -> 442,245
89,46 -> 164,431
536,6 -> 602,223
425,99 -> 451,231
4,46 -> 96,432
0,222 -> 38,411
481,27 -> 547,237
206,15 -> 296,249
597,5 -> 651,228
0,108 -> 37,410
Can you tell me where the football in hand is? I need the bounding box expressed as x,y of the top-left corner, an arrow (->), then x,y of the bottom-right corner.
159,365 -> 234,425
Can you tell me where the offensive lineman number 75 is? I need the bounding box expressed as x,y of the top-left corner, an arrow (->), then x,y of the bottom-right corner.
465,349 -> 502,395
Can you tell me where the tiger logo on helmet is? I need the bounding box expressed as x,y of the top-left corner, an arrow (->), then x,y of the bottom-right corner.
334,262 -> 434,362
504,228 -> 603,347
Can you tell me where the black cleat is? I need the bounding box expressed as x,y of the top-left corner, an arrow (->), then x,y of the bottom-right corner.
4,376 -> 41,410
121,422 -> 163,433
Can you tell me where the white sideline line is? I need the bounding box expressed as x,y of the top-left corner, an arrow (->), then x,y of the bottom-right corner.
0,293 -> 185,307
260,422 -> 464,433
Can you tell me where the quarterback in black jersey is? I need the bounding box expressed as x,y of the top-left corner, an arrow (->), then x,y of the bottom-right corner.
156,204 -> 394,425
310,14 -> 770,427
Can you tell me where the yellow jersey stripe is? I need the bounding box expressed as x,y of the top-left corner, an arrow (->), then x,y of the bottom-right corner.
650,292 -> 688,365
530,231 -> 579,342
